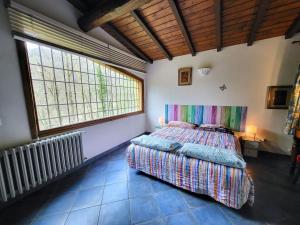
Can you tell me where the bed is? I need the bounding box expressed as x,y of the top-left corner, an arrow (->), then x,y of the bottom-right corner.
127,104 -> 254,209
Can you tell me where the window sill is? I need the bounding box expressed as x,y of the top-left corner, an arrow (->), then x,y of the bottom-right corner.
38,110 -> 144,138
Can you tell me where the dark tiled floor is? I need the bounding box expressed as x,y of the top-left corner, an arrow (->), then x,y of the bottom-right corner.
0,146 -> 299,225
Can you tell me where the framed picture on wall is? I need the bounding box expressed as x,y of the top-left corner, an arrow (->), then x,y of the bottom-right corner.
266,85 -> 293,109
178,67 -> 192,86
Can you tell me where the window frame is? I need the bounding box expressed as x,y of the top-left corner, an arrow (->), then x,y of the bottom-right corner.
16,40 -> 144,139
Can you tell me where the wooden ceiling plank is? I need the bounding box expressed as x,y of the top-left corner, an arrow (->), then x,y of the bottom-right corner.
102,22 -> 153,63
168,0 -> 196,56
215,0 -> 222,52
78,0 -> 152,32
247,0 -> 270,46
131,9 -> 173,60
285,14 -> 300,39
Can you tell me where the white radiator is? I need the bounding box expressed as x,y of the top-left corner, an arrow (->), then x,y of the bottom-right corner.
0,131 -> 84,203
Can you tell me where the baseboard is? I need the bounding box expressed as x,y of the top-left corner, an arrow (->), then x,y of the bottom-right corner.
0,132 -> 146,210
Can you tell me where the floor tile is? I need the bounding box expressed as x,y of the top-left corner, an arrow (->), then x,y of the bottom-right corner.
219,206 -> 264,225
136,218 -> 166,225
191,205 -> 232,225
98,200 -> 130,225
129,179 -> 153,198
109,151 -> 126,161
102,182 -> 128,204
55,175 -> 83,194
153,189 -> 187,216
127,168 -> 150,183
130,196 -> 161,224
165,212 -> 197,225
37,191 -> 77,217
72,186 -> 103,210
31,212 -> 68,225
105,170 -> 127,185
1,147 -> 299,225
106,160 -> 126,172
180,190 -> 211,208
0,195 -> 47,223
80,172 -> 106,189
151,180 -> 172,193
65,206 -> 100,225
88,163 -> 107,174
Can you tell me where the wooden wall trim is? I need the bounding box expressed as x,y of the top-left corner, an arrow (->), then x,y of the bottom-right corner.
15,40 -> 39,139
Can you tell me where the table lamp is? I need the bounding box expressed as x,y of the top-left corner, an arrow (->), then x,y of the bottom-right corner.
246,125 -> 257,140
158,116 -> 164,127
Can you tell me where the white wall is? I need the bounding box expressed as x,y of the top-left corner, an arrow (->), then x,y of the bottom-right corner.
146,36 -> 300,155
0,0 -> 146,159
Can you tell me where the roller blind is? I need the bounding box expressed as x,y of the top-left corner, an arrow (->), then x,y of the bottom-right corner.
7,1 -> 146,73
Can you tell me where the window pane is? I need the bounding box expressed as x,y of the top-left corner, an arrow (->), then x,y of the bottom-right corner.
26,42 -> 41,65
26,41 -> 142,132
40,46 -> 53,67
52,49 -> 63,69
57,82 -> 67,104
55,69 -> 64,82
30,65 -> 43,80
43,67 -> 54,81
32,80 -> 46,106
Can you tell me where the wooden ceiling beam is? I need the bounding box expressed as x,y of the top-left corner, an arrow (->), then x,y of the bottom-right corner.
215,0 -> 223,51
78,0 -> 152,32
102,23 -> 153,63
247,0 -> 270,46
168,0 -> 196,56
131,10 -> 173,60
285,14 -> 300,39
66,0 -> 89,13
66,0 -> 151,63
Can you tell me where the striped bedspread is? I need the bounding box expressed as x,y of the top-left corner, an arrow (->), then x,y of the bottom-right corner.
127,127 -> 254,209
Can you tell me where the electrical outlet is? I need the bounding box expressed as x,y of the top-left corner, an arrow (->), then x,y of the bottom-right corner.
0,118 -> 2,127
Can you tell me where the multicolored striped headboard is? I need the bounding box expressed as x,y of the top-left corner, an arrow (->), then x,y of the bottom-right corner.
165,104 -> 247,131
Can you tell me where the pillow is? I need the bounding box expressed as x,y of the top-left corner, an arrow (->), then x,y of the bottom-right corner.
199,123 -> 224,128
180,143 -> 246,169
131,135 -> 182,151
167,121 -> 196,129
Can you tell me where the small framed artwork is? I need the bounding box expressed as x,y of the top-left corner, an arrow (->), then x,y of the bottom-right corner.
178,67 -> 192,86
266,85 -> 293,109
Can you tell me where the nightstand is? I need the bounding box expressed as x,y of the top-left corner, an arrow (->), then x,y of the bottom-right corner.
240,136 -> 263,158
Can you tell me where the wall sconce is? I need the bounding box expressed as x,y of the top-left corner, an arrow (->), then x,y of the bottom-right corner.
197,67 -> 211,77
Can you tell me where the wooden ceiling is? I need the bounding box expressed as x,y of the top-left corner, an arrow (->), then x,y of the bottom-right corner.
68,0 -> 300,63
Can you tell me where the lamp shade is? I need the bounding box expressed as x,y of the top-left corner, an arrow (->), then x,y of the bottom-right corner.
246,125 -> 257,135
158,116 -> 164,126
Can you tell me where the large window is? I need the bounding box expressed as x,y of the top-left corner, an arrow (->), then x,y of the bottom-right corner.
19,41 -> 144,137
